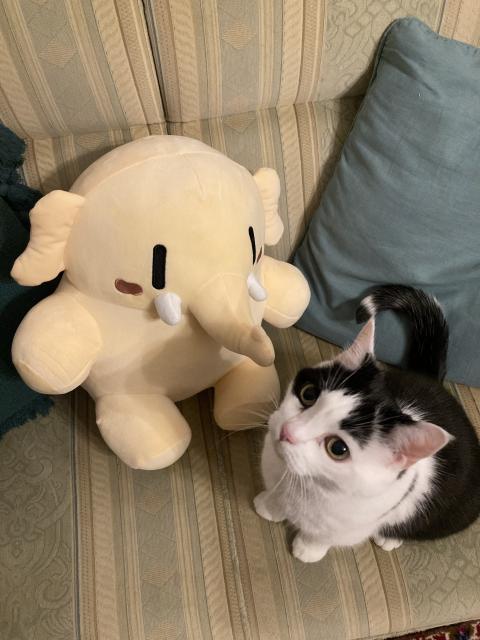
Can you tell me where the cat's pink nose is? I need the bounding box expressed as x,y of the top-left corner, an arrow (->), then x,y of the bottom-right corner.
280,425 -> 296,444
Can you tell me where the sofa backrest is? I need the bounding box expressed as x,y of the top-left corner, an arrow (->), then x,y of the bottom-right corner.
2,0 -> 479,139
145,0 -> 451,121
0,1 -> 165,139
0,0 -> 479,203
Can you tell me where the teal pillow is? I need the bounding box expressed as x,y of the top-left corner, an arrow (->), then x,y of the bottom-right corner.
294,17 -> 480,386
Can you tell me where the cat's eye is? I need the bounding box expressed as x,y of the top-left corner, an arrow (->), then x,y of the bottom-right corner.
325,436 -> 350,461
299,383 -> 318,407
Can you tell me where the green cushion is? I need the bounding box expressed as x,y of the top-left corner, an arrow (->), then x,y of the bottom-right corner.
294,17 -> 480,386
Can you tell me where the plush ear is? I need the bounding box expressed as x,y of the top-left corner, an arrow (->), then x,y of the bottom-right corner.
253,167 -> 284,246
391,421 -> 452,469
11,190 -> 84,286
337,319 -> 375,369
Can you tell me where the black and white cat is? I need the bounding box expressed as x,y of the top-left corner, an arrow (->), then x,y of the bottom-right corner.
254,285 -> 480,562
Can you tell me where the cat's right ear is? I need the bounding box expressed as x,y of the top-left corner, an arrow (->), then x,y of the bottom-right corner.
390,421 -> 452,469
337,319 -> 375,369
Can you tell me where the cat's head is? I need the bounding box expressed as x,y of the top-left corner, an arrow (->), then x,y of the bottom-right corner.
270,320 -> 452,496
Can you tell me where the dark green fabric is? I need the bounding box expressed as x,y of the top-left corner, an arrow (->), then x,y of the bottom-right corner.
0,124 -> 56,435
294,18 -> 480,386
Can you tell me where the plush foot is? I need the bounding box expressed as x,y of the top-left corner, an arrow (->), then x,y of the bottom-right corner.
96,394 -> 191,470
373,535 -> 403,551
214,359 -> 280,430
292,534 -> 329,563
254,490 -> 284,523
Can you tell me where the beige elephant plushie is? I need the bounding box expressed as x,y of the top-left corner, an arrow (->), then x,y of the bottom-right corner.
11,136 -> 310,469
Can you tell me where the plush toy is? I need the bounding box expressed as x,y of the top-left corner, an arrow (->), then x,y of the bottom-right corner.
11,136 -> 310,469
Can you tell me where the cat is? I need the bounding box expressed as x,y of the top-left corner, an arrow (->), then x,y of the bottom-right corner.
254,285 -> 480,563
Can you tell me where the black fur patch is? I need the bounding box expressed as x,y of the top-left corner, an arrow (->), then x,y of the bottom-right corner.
376,404 -> 413,436
292,357 -> 380,402
293,359 -> 383,443
340,399 -> 378,444
338,357 -> 380,396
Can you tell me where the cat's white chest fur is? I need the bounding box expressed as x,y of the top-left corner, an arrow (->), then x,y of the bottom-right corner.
256,432 -> 435,556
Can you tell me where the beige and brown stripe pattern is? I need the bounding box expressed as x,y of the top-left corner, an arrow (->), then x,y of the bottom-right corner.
3,358 -> 480,639
0,0 -> 164,138
22,123 -> 167,193
0,0 -> 166,192
440,0 -> 480,43
143,0 -> 449,122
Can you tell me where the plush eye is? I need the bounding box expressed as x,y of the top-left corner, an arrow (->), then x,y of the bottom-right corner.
299,383 -> 318,407
325,436 -> 350,461
152,244 -> 167,289
248,226 -> 256,264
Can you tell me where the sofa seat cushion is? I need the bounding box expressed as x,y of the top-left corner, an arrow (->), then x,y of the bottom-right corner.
1,330 -> 480,640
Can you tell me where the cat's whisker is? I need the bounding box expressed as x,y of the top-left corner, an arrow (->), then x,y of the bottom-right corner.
334,366 -> 359,390
287,473 -> 297,505
266,392 -> 280,409
270,470 -> 289,493
216,424 -> 269,443
243,408 -> 271,421
329,364 -> 345,391
325,363 -> 338,390
219,423 -> 268,431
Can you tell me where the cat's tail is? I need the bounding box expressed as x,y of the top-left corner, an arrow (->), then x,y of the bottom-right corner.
356,284 -> 449,380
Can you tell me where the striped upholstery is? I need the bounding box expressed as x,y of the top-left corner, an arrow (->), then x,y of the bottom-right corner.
1,1 -> 480,639
0,0 -> 166,191
145,0 -> 447,121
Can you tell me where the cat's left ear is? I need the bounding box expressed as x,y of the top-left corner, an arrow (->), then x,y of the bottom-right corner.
390,422 -> 453,469
337,319 -> 375,369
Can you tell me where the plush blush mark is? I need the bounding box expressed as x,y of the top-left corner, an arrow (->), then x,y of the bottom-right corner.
115,279 -> 143,295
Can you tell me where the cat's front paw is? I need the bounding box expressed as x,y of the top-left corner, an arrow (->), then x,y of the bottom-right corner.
292,535 -> 329,563
373,535 -> 403,552
253,491 -> 284,523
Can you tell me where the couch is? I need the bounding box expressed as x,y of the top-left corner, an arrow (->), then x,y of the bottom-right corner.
1,1 -> 480,639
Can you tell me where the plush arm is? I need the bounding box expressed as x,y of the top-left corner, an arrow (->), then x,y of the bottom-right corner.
12,291 -> 102,394
261,256 -> 310,328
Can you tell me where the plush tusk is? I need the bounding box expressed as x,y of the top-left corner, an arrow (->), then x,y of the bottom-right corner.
154,292 -> 182,325
247,273 -> 267,302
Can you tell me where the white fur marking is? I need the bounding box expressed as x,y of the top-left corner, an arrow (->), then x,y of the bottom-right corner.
373,535 -> 403,551
362,295 -> 377,317
292,535 -> 329,563
254,491 -> 284,522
